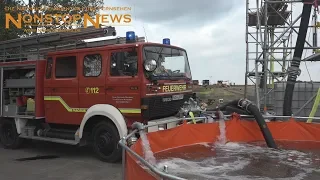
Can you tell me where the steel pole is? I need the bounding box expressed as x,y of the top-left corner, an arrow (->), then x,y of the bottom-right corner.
245,0 -> 250,99
263,0 -> 269,113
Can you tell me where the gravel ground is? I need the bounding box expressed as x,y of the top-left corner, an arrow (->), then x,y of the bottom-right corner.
0,141 -> 122,180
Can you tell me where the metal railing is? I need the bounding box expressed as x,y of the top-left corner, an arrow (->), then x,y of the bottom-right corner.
118,114 -> 320,180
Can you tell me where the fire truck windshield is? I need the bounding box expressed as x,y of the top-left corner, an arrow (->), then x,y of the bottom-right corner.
143,45 -> 192,80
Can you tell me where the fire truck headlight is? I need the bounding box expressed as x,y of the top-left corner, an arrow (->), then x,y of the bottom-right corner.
144,59 -> 157,72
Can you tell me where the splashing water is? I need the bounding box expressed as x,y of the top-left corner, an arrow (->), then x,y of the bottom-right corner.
215,111 -> 227,146
139,130 -> 157,165
155,142 -> 320,180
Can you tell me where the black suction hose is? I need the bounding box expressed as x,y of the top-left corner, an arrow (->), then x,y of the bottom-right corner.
207,99 -> 239,112
283,4 -> 312,116
213,99 -> 277,149
225,105 -> 250,115
238,99 -> 277,149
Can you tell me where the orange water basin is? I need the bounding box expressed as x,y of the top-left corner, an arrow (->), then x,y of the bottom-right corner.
124,115 -> 320,180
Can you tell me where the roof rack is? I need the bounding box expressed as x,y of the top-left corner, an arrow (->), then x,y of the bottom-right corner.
38,36 -> 145,54
0,26 -> 122,62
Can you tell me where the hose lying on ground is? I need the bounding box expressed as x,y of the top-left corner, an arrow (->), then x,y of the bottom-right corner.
208,99 -> 277,149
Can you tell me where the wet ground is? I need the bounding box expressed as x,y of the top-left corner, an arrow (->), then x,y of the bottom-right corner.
155,141 -> 320,180
0,141 -> 122,180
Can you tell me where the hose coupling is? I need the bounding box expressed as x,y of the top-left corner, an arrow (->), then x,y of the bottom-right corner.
132,122 -> 144,131
238,99 -> 253,112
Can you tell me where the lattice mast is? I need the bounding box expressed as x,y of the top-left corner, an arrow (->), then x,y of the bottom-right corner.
245,0 -> 320,113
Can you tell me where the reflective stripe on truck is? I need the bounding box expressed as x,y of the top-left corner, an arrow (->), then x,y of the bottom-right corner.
44,96 -> 141,114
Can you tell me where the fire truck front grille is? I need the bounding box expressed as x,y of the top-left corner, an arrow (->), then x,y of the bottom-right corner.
141,93 -> 193,120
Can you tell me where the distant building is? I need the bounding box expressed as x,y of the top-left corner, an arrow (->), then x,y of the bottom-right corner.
202,80 -> 210,86
192,80 -> 199,85
217,80 -> 231,87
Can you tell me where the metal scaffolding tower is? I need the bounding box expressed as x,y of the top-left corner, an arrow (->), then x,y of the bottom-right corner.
245,0 -> 320,114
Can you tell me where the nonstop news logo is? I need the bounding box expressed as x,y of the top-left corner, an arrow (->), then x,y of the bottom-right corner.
4,6 -> 132,30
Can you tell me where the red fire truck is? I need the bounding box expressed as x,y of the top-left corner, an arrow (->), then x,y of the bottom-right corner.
0,27 -> 193,162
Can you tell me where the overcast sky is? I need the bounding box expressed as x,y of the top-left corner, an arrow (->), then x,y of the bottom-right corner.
99,0 -> 320,84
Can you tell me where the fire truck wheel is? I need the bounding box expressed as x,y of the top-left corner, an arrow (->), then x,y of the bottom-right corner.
92,121 -> 121,163
0,119 -> 23,149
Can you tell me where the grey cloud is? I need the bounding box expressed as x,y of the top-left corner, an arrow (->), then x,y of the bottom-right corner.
124,0 -> 240,27
115,1 -> 317,84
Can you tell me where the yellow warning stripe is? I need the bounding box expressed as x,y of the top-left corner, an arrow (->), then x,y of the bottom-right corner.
44,96 -> 141,114
119,108 -> 141,114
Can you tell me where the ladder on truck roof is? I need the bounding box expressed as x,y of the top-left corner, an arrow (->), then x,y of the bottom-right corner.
0,26 -> 145,62
37,36 -> 145,55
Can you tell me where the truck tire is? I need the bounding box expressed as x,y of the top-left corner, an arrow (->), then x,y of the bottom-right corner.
0,118 -> 23,149
92,121 -> 121,163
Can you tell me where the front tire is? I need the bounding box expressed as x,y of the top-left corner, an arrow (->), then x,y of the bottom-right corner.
92,121 -> 121,163
0,118 -> 23,149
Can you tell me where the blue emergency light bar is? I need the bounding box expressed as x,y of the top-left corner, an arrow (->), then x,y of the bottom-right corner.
163,38 -> 170,45
126,31 -> 137,43
126,31 -> 135,41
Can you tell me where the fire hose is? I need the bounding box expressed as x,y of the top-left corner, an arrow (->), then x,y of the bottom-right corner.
208,99 -> 277,149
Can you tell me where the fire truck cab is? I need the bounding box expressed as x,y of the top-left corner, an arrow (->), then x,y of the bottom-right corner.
0,27 -> 193,162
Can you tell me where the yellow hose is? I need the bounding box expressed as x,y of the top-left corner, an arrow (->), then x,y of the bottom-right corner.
307,87 -> 320,123
189,112 -> 196,124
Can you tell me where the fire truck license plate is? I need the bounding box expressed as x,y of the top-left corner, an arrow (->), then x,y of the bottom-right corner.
172,94 -> 184,101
